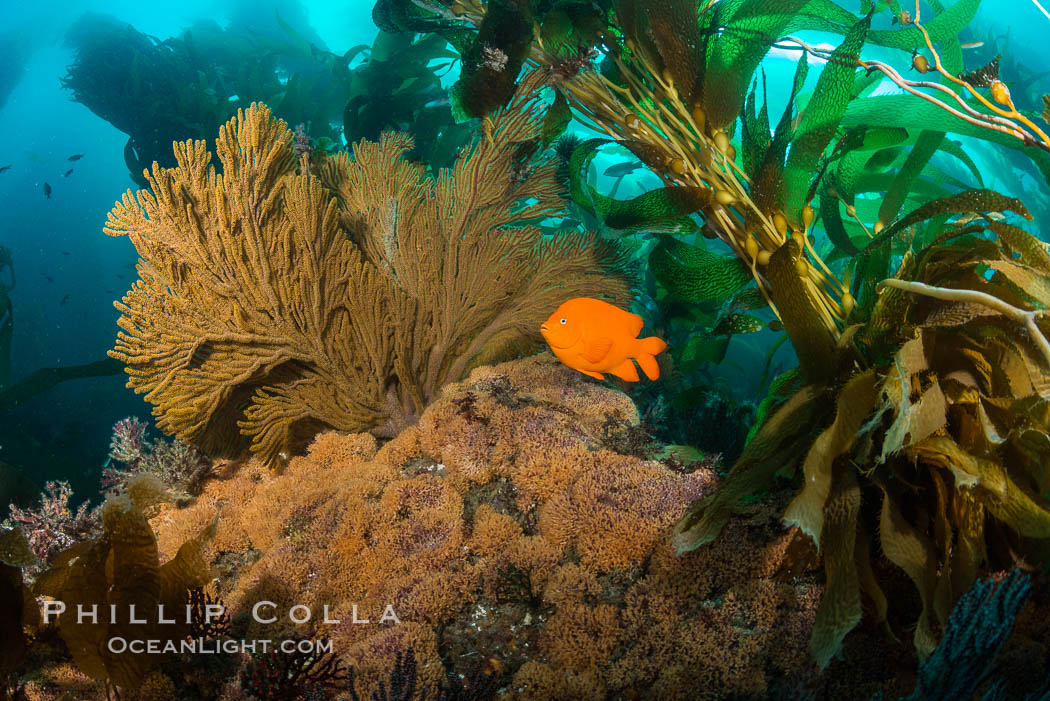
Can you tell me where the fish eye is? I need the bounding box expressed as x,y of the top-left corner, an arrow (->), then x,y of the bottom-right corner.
559,318 -> 567,324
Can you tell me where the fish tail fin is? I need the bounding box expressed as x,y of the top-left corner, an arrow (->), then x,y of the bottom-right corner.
641,336 -> 668,356
638,335 -> 663,356
636,336 -> 667,380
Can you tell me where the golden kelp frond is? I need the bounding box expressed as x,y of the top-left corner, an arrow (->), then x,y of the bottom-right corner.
109,85 -> 630,465
833,229 -> 1050,662
0,526 -> 35,688
33,475 -> 215,690
0,525 -> 36,569
678,221 -> 1050,666
830,228 -> 1050,662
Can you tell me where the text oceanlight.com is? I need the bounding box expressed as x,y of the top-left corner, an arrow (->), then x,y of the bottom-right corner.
107,637 -> 335,655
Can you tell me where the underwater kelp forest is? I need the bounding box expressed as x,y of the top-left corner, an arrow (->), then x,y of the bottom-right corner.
5,0 -> 1050,698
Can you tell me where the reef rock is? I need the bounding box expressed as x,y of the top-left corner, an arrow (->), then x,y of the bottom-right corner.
151,354 -> 823,699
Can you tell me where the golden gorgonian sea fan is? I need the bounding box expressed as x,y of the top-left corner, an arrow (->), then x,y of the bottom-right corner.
105,79 -> 630,465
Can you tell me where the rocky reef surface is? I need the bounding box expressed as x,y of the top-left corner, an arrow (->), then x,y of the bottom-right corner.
128,354 -> 824,699
19,354 -> 939,700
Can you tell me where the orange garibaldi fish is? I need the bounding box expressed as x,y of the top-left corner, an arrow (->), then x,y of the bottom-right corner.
540,297 -> 668,381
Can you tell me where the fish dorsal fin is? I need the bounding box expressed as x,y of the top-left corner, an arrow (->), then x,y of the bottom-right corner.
581,336 -> 614,364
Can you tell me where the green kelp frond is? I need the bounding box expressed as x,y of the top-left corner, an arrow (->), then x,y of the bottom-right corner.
342,31 -> 475,170
849,189 -> 1034,338
565,139 -> 717,231
650,238 -> 751,304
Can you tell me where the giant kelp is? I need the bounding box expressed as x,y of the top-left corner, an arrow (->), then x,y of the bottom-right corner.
374,0 -> 1050,669
0,25 -> 34,112
0,526 -> 36,699
681,205 -> 1050,664
105,76 -> 630,466
63,13 -> 479,189
341,31 -> 475,170
31,475 -> 216,691
62,13 -> 351,187
388,0 -> 1050,345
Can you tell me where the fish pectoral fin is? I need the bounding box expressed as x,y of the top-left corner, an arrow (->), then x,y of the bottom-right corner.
581,337 -> 615,364
609,359 -> 640,382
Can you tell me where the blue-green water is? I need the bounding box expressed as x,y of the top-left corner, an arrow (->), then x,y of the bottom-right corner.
0,0 -> 379,500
